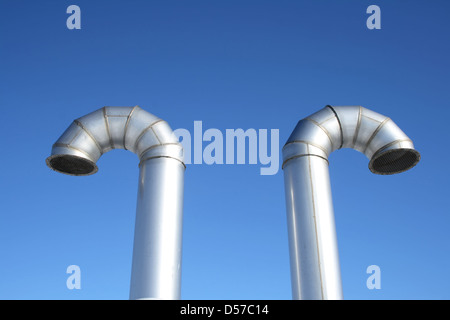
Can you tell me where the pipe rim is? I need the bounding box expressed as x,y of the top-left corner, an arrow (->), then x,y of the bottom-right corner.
46,154 -> 98,176
369,148 -> 420,175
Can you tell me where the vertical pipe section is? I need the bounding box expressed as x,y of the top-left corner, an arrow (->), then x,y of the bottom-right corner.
130,157 -> 185,300
283,156 -> 343,300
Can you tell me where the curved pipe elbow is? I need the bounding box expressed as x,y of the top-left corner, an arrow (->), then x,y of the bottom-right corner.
282,105 -> 420,175
46,106 -> 184,176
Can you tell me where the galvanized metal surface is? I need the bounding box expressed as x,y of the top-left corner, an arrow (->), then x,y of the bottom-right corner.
130,157 -> 185,300
282,105 -> 420,300
46,106 -> 185,300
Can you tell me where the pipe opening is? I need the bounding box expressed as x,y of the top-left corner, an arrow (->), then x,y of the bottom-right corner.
369,148 -> 420,175
46,154 -> 98,176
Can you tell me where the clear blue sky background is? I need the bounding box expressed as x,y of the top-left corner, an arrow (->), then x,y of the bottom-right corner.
0,0 -> 449,300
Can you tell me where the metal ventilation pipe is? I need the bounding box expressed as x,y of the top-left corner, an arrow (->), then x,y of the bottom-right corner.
282,105 -> 420,300
46,106 -> 185,300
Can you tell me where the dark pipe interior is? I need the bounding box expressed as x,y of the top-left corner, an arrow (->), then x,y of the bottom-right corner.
47,154 -> 97,176
369,148 -> 420,175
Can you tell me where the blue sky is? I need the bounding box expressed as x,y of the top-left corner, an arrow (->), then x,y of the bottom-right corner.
0,0 -> 449,300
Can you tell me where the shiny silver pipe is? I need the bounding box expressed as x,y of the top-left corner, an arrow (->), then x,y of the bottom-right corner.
46,106 -> 185,300
282,105 -> 420,300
